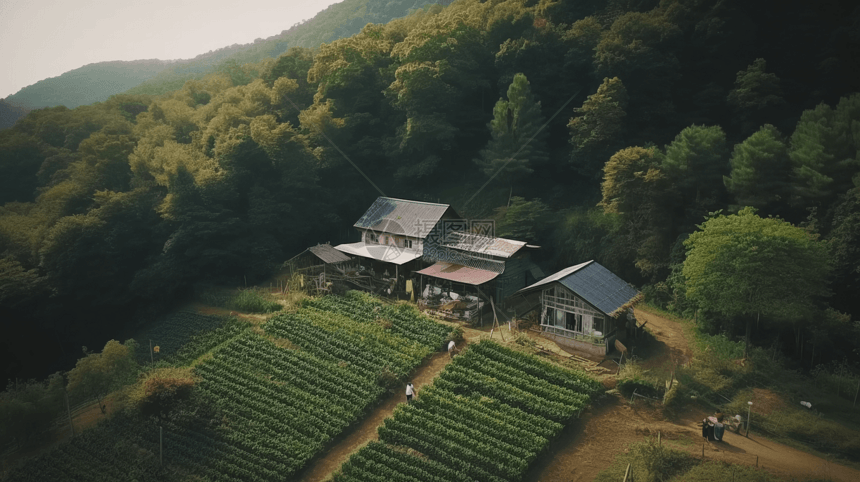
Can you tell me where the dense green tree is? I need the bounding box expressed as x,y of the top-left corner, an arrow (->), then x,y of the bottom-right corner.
67,339 -> 139,409
600,146 -> 672,276
475,73 -> 548,187
724,124 -> 792,213
0,375 -> 65,448
0,132 -> 44,203
827,180 -> 860,317
683,207 -> 832,357
789,94 -> 860,207
493,196 -> 549,243
568,77 -> 628,179
662,125 -> 728,204
593,9 -> 682,139
727,59 -> 785,135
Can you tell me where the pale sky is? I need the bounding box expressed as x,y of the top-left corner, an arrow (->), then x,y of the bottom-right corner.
0,0 -> 343,99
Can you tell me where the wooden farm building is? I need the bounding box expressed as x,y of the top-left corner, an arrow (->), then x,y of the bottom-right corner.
417,231 -> 544,321
512,261 -> 641,356
286,243 -> 353,271
313,196 -> 543,319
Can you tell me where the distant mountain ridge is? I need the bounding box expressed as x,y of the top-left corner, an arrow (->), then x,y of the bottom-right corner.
4,59 -> 173,110
124,0 -> 431,96
2,0 -> 435,122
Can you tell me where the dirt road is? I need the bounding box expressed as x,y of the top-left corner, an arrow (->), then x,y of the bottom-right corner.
297,351 -> 454,482
525,306 -> 860,482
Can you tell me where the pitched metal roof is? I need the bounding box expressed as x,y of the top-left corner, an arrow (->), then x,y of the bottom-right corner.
417,262 -> 501,285
516,261 -> 640,316
308,244 -> 352,264
354,197 -> 452,238
333,242 -> 423,265
423,246 -> 506,273
442,231 -> 527,258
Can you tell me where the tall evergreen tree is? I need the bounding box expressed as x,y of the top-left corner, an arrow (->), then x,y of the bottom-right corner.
662,125 -> 728,205
789,94 -> 860,207
475,73 -> 548,188
569,77 -> 628,180
724,124 -> 792,212
727,59 -> 786,135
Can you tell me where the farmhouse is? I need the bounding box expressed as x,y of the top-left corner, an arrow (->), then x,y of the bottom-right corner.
417,230 -> 543,321
332,197 -> 460,293
316,196 -> 543,319
513,260 -> 641,356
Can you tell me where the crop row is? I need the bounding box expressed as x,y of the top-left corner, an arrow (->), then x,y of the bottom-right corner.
336,340 -> 599,482
128,311 -> 229,363
265,311 -> 427,378
468,340 -> 603,394
169,316 -> 249,365
304,293 -> 451,348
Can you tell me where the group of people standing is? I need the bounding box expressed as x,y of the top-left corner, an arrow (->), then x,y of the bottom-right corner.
702,411 -> 744,442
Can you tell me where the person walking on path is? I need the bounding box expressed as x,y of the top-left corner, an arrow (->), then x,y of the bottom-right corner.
406,382 -> 415,404
448,340 -> 456,358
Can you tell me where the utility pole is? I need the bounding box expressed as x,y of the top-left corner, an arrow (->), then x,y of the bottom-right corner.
746,401 -> 753,437
65,390 -> 75,438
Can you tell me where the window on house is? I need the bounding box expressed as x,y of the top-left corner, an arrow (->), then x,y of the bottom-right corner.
576,313 -> 583,332
545,308 -> 554,325
405,239 -> 413,249
555,309 -> 565,327
368,232 -> 378,243
593,316 -> 604,334
565,311 -> 576,331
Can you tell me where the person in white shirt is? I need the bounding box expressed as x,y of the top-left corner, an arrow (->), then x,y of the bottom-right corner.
406,382 -> 415,403
448,340 -> 456,358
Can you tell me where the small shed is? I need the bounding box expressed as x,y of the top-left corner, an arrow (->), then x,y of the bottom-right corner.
514,260 -> 641,356
286,243 -> 353,272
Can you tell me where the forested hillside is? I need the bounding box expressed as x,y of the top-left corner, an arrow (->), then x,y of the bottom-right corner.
4,60 -> 173,111
1,0 -> 433,122
122,0 -> 438,97
1,0 -> 859,380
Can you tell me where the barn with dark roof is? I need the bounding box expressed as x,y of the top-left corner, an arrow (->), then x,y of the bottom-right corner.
514,260 -> 642,356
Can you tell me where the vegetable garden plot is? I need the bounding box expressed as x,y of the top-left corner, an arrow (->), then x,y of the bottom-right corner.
3,415 -> 163,482
335,340 -> 603,482
264,307 -> 431,379
190,333 -> 388,480
128,311 -> 231,363
8,293 -> 449,481
303,292 -> 452,349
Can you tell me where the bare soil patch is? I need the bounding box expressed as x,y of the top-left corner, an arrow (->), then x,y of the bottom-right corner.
633,307 -> 693,369
525,307 -> 860,482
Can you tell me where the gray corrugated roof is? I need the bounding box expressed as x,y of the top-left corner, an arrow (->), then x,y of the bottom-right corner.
308,244 -> 352,264
442,231 -> 527,258
354,197 -> 451,238
516,261 -> 640,316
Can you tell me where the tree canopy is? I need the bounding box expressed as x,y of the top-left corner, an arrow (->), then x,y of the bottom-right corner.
683,207 -> 832,355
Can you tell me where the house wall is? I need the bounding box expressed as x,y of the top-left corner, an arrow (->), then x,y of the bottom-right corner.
361,229 -> 422,253
541,332 -> 608,357
539,284 -> 614,355
495,256 -> 530,304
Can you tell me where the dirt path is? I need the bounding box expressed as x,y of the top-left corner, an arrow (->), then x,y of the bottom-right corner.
297,351 -> 455,482
633,307 -> 693,369
525,306 -> 860,482
525,396 -> 860,481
